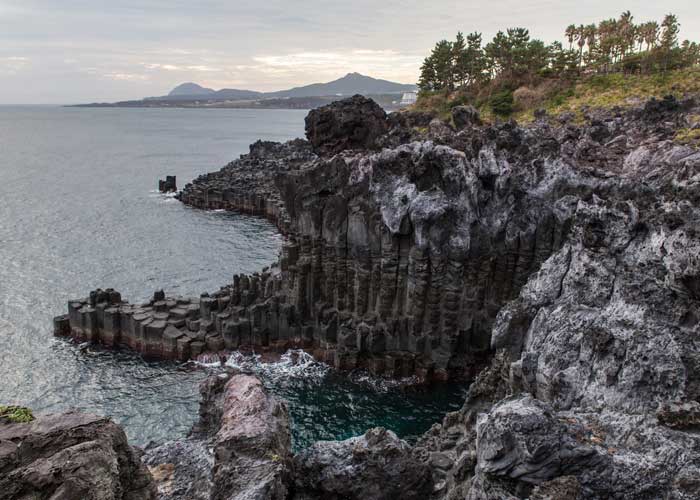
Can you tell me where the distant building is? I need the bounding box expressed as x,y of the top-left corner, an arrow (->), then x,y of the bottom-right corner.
400,92 -> 417,106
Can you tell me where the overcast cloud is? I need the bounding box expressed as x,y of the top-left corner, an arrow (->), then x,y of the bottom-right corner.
1,1 -> 698,104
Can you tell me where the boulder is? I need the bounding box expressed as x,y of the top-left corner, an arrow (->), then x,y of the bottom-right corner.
0,410 -> 155,500
451,105 -> 482,129
305,95 -> 388,155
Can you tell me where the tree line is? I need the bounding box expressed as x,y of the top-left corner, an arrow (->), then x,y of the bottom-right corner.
418,11 -> 700,94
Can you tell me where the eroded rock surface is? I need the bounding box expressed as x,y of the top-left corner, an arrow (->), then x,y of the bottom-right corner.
293,427 -> 432,500
58,95 -> 700,498
0,411 -> 155,500
304,94 -> 389,155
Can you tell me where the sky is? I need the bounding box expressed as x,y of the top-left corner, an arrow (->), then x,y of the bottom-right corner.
1,1 -> 698,104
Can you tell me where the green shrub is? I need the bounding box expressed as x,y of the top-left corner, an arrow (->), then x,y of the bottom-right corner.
490,90 -> 514,117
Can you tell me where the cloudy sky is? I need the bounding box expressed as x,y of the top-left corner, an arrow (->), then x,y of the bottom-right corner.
1,1 -> 698,104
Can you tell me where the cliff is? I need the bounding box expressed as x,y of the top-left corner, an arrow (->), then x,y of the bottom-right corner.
54,94 -> 700,498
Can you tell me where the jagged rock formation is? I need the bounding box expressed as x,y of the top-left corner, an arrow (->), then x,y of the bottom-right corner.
293,427 -> 432,500
56,94 -> 700,498
0,410 -> 155,500
144,371 -> 431,500
144,373 -> 292,500
409,96 -> 700,499
176,140 -> 316,234
304,95 -> 389,155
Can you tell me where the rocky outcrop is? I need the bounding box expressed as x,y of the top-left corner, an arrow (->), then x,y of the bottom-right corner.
304,94 -> 389,155
144,373 -> 292,500
59,96 -> 700,386
293,427 -> 432,500
159,176 -> 177,193
451,105 -> 482,129
212,374 -> 292,500
408,96 -> 700,498
56,94 -> 700,498
176,139 -> 316,234
0,410 -> 155,500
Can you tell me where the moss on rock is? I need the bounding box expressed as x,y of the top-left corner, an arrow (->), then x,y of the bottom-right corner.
0,405 -> 35,423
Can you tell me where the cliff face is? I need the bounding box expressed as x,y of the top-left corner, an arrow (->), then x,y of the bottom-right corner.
53,94 -> 700,498
58,95 -> 700,385
174,94 -> 700,498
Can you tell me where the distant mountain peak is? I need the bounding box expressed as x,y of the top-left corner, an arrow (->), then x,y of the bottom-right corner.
161,73 -> 416,102
168,82 -> 215,96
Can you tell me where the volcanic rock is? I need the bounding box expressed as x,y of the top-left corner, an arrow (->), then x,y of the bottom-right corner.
451,105 -> 482,129
0,410 -> 155,500
144,372 -> 292,500
293,427 -> 432,500
304,94 -> 389,155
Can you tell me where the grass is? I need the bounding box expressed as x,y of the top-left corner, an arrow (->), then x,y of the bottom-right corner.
0,405 -> 35,423
542,68 -> 700,121
414,67 -> 700,125
675,128 -> 700,148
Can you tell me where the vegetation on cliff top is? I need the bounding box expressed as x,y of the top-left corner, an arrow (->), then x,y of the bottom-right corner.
415,11 -> 700,122
0,405 -> 34,423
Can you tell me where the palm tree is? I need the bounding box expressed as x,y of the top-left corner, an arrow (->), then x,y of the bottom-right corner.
584,24 -> 598,66
644,21 -> 659,51
576,24 -> 587,67
618,11 -> 635,57
565,24 -> 577,50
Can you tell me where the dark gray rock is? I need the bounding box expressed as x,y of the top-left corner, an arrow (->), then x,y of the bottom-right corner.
304,94 -> 388,155
451,105 -> 482,129
143,438 -> 213,500
293,427 -> 432,500
60,94 -> 700,499
212,374 -> 292,500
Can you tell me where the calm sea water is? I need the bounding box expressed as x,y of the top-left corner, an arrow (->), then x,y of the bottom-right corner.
0,106 -> 465,449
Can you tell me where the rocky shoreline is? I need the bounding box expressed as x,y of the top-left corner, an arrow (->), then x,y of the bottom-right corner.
38,93 -> 700,498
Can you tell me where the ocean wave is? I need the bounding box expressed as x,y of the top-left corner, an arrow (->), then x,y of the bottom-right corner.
192,348 -> 422,393
225,349 -> 331,382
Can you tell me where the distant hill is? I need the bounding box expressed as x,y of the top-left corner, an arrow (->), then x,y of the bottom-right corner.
152,73 -> 415,102
169,82 -> 215,96
265,72 -> 417,98
75,73 -> 417,110
147,83 -> 263,102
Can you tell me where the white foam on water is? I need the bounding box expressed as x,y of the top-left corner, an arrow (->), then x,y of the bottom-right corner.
349,372 -> 422,392
148,190 -> 178,199
225,349 -> 330,383
193,349 -> 421,392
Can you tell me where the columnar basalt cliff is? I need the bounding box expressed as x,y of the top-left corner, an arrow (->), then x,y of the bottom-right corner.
53,94 -> 700,498
58,95 -> 700,385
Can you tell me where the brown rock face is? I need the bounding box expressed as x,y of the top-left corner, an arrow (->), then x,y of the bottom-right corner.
212,374 -> 292,500
0,411 -> 155,500
143,373 -> 292,500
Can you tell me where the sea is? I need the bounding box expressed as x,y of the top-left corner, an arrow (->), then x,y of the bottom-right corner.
0,106 -> 466,450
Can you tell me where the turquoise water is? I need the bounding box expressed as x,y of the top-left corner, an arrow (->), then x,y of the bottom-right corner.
0,106 -> 466,448
224,350 -> 467,450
